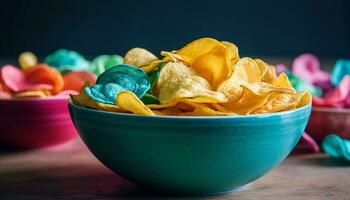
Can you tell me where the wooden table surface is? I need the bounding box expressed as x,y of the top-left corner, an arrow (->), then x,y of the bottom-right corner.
0,138 -> 349,200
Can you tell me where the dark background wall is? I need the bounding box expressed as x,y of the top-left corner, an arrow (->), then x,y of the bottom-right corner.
0,0 -> 349,58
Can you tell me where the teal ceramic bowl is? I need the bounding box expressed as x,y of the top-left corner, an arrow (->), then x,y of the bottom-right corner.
69,101 -> 311,195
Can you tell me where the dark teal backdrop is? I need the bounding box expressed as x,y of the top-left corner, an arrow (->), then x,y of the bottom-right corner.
0,0 -> 349,58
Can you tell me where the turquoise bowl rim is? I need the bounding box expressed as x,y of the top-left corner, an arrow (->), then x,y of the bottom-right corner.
68,99 -> 312,120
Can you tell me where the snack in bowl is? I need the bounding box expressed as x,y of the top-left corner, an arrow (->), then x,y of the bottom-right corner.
72,38 -> 311,116
69,38 -> 311,195
0,51 -> 97,149
277,54 -> 350,143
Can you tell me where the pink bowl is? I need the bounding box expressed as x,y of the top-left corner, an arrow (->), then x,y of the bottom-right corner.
0,97 -> 77,149
306,107 -> 350,144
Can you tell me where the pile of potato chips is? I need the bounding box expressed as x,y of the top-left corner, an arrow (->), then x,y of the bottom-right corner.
72,38 -> 311,116
0,52 -> 96,99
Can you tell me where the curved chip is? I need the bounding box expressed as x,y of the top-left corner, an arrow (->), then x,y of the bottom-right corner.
180,107 -> 231,116
254,59 -> 277,83
44,49 -> 90,72
156,62 -> 227,104
14,90 -> 51,99
156,62 -> 196,90
272,72 -> 295,91
25,64 -> 64,94
331,59 -> 350,86
63,71 -> 96,92
124,48 -> 158,67
1,65 -> 53,93
85,65 -> 150,104
161,38 -> 231,89
116,91 -> 155,116
252,91 -> 311,114
219,86 -> 271,115
221,41 -> 239,64
90,55 -> 123,75
71,82 -> 121,112
217,57 -> 261,102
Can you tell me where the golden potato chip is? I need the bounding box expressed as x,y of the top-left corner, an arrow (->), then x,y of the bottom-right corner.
71,82 -> 120,112
217,57 -> 261,102
217,78 -> 242,102
297,91 -> 311,108
158,74 -> 227,104
124,48 -> 158,67
219,87 -> 270,115
161,38 -> 231,89
147,98 -> 209,111
156,62 -> 196,90
180,107 -> 235,116
272,72 -> 295,91
156,61 -> 227,104
252,91 -> 310,114
221,41 -> 239,64
232,57 -> 261,83
116,91 -> 155,116
161,51 -> 181,62
242,82 -> 294,96
153,107 -> 182,116
140,60 -> 162,73
254,59 -> 267,77
264,64 -> 277,83
14,90 -> 50,99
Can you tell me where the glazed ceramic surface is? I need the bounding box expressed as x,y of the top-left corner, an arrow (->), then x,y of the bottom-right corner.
69,101 -> 311,195
0,97 -> 77,149
306,107 -> 350,143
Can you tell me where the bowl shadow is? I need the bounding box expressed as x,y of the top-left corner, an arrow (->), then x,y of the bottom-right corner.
300,156 -> 350,167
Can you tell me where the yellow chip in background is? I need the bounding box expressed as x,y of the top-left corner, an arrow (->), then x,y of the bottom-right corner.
18,51 -> 38,69
124,48 -> 158,67
140,60 -> 162,73
14,90 -> 50,99
116,91 -> 155,116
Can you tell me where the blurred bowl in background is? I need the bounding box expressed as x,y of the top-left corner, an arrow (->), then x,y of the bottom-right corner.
306,107 -> 350,144
0,97 -> 77,149
69,101 -> 311,195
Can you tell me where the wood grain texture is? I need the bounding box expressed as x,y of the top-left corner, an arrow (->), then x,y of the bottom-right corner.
0,138 -> 349,200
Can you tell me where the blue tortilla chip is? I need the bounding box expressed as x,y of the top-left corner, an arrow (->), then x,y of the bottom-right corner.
85,65 -> 150,105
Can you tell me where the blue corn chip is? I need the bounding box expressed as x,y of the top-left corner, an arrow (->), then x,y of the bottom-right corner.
85,65 -> 150,105
331,59 -> 350,86
44,49 -> 90,72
